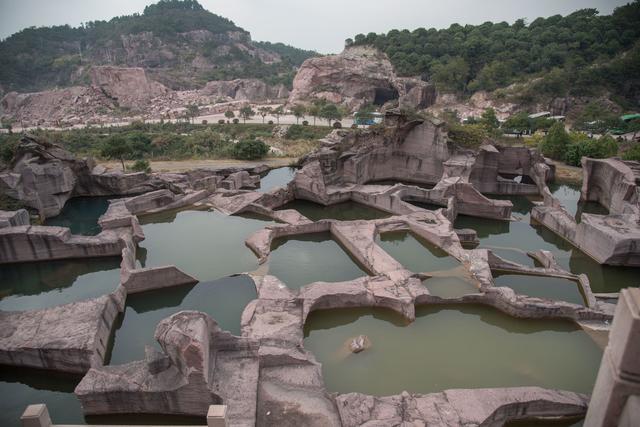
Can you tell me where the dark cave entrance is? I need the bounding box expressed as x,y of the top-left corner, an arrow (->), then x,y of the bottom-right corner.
373,87 -> 399,106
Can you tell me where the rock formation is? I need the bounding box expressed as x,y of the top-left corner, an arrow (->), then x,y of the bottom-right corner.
201,79 -> 289,102
89,66 -> 169,109
288,46 -> 436,111
0,136 -> 167,218
76,310 -> 260,424
0,67 -> 290,127
532,157 -> 640,266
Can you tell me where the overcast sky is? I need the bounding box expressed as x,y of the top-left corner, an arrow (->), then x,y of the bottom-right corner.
0,0 -> 632,53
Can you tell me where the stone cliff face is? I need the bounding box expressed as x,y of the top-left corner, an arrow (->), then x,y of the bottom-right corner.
288,46 -> 436,111
90,66 -> 169,109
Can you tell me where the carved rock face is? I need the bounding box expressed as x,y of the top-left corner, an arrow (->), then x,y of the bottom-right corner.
288,46 -> 435,111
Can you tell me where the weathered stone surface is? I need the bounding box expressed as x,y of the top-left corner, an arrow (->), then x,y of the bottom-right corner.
89,66 -> 169,109
202,78 -> 289,102
0,225 -> 125,264
0,208 -> 29,228
76,310 -> 260,425
336,387 -> 589,426
532,158 -> 640,266
0,286 -> 125,373
288,46 -> 435,111
348,335 -> 370,353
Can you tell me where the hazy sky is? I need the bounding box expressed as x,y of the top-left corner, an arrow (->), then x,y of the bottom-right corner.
0,0 -> 632,53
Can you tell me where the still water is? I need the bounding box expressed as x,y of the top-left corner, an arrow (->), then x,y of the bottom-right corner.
277,199 -> 391,222
304,305 -> 602,396
268,232 -> 369,289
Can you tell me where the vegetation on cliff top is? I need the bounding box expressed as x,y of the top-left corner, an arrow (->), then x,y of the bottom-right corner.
348,1 -> 640,107
0,0 -> 317,91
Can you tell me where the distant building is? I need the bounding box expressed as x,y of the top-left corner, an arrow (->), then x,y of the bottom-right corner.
621,113 -> 640,122
528,111 -> 551,119
354,112 -> 383,126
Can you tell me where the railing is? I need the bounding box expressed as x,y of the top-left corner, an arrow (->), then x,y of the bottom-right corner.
20,404 -> 227,427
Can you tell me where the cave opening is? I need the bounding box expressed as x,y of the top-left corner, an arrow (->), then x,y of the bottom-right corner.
373,87 -> 399,106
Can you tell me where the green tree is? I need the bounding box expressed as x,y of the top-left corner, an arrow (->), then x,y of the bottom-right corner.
291,104 -> 306,124
258,106 -> 272,124
480,108 -> 500,132
185,104 -> 199,124
101,135 -> 134,172
503,112 -> 531,135
319,103 -> 343,126
272,105 -> 284,124
307,102 -> 323,125
224,110 -> 235,121
539,121 -> 570,160
431,56 -> 469,93
239,105 -> 255,123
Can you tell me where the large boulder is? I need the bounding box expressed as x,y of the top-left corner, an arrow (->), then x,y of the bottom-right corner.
288,46 -> 435,111
89,66 -> 169,108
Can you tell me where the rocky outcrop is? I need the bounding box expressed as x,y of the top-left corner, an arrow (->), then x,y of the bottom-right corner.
532,158 -> 640,266
288,46 -> 436,111
201,78 -> 289,102
89,66 -> 169,108
0,286 -> 125,373
0,136 -> 167,218
76,310 -> 260,425
336,388 -> 589,426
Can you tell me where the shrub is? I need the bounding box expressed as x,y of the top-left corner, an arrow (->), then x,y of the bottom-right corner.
232,118 -> 240,124
201,119 -> 208,125
539,122 -> 570,160
131,159 -> 151,173
232,139 -> 269,160
563,134 -> 619,166
622,144 -> 640,161
447,123 -> 487,148
302,120 -> 309,126
218,119 -> 226,124
268,120 -> 274,125
332,121 -> 342,129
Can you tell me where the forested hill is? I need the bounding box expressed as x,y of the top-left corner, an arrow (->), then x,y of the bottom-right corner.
348,1 -> 640,107
0,0 -> 317,93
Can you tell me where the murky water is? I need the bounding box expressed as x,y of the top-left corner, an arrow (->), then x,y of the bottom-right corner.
0,367 -> 84,427
549,183 -> 609,222
304,305 -> 602,396
454,193 -> 639,293
277,199 -> 391,221
405,200 -> 446,211
44,196 -> 112,235
268,232 -> 369,289
108,275 -> 257,365
257,167 -> 295,193
0,258 -> 121,311
423,271 -> 479,298
138,209 -> 273,282
493,272 -> 585,305
376,231 -> 460,273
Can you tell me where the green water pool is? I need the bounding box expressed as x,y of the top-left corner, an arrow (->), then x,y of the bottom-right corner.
276,199 -> 391,221
376,230 -> 460,273
137,209 -> 273,282
44,196 -> 113,235
268,232 -> 369,289
304,305 -> 602,396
